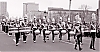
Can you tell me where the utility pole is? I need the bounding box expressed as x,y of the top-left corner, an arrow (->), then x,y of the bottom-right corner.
25,3 -> 28,14
24,3 -> 28,27
68,0 -> 72,22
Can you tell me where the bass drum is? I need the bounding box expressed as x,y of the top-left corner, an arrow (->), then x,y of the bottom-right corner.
45,30 -> 51,35
35,29 -> 40,35
54,30 -> 59,35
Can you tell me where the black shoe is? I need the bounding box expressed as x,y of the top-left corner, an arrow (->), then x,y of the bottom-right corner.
74,48 -> 77,50
79,48 -> 82,51
81,43 -> 83,45
68,40 -> 70,42
44,41 -> 46,43
93,48 -> 96,50
90,47 -> 92,49
16,45 -> 18,46
47,38 -> 49,40
16,44 -> 18,46
16,43 -> 19,46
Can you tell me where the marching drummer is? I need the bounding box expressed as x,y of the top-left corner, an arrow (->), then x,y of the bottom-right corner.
58,17 -> 63,41
89,22 -> 96,50
42,16 -> 48,43
1,19 -> 6,31
1,21 -> 5,31
51,22 -> 56,43
67,22 -> 72,42
38,19 -> 42,37
74,22 -> 82,51
14,22 -> 20,46
32,16 -> 38,43
20,21 -> 27,43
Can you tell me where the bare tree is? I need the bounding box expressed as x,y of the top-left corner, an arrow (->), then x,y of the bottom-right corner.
79,4 -> 91,10
79,4 -> 92,23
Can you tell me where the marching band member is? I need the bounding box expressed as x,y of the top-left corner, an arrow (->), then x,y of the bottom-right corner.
1,19 -> 6,32
51,18 -> 55,42
58,22 -> 63,41
21,21 -> 27,43
74,22 -> 82,51
38,19 -> 42,37
15,22 -> 20,46
46,24 -> 50,40
67,22 -> 72,41
80,24 -> 83,45
42,16 -> 49,43
51,23 -> 56,43
7,21 -> 13,36
46,19 -> 50,40
32,16 -> 38,43
42,23 -> 47,43
58,17 -> 63,41
89,22 -> 96,50
1,21 -> 4,31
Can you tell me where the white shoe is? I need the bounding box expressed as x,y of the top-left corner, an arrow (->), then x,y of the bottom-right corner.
9,35 -> 12,37
52,40 -> 54,43
16,43 -> 19,46
47,38 -> 49,40
19,38 -> 21,41
17,43 -> 19,45
13,39 -> 16,43
8,34 -> 12,37
23,41 -> 26,43
34,41 -> 36,43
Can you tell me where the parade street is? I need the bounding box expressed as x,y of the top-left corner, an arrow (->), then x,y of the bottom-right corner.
0,25 -> 99,52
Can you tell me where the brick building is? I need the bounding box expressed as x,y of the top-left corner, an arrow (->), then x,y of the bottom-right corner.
48,7 -> 96,23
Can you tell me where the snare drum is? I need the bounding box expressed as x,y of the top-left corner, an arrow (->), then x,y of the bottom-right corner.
54,30 -> 59,35
91,30 -> 96,32
35,29 -> 40,35
69,31 -> 75,35
45,30 -> 51,35
59,28 -> 63,30
33,26 -> 37,29
61,30 -> 66,34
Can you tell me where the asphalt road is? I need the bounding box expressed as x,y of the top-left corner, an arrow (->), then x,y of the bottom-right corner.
0,25 -> 99,52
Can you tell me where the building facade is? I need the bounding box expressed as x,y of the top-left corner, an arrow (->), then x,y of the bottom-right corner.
23,3 -> 40,22
0,2 -> 7,22
23,3 -> 48,22
48,7 -> 96,23
99,0 -> 100,25
27,11 -> 48,22
23,3 -> 39,16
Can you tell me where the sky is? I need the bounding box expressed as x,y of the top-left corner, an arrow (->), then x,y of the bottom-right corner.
0,0 -> 99,18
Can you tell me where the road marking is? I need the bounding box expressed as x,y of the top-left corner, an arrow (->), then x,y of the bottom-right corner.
61,40 -> 75,45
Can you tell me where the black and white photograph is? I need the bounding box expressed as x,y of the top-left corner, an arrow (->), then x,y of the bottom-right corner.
0,0 -> 100,52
